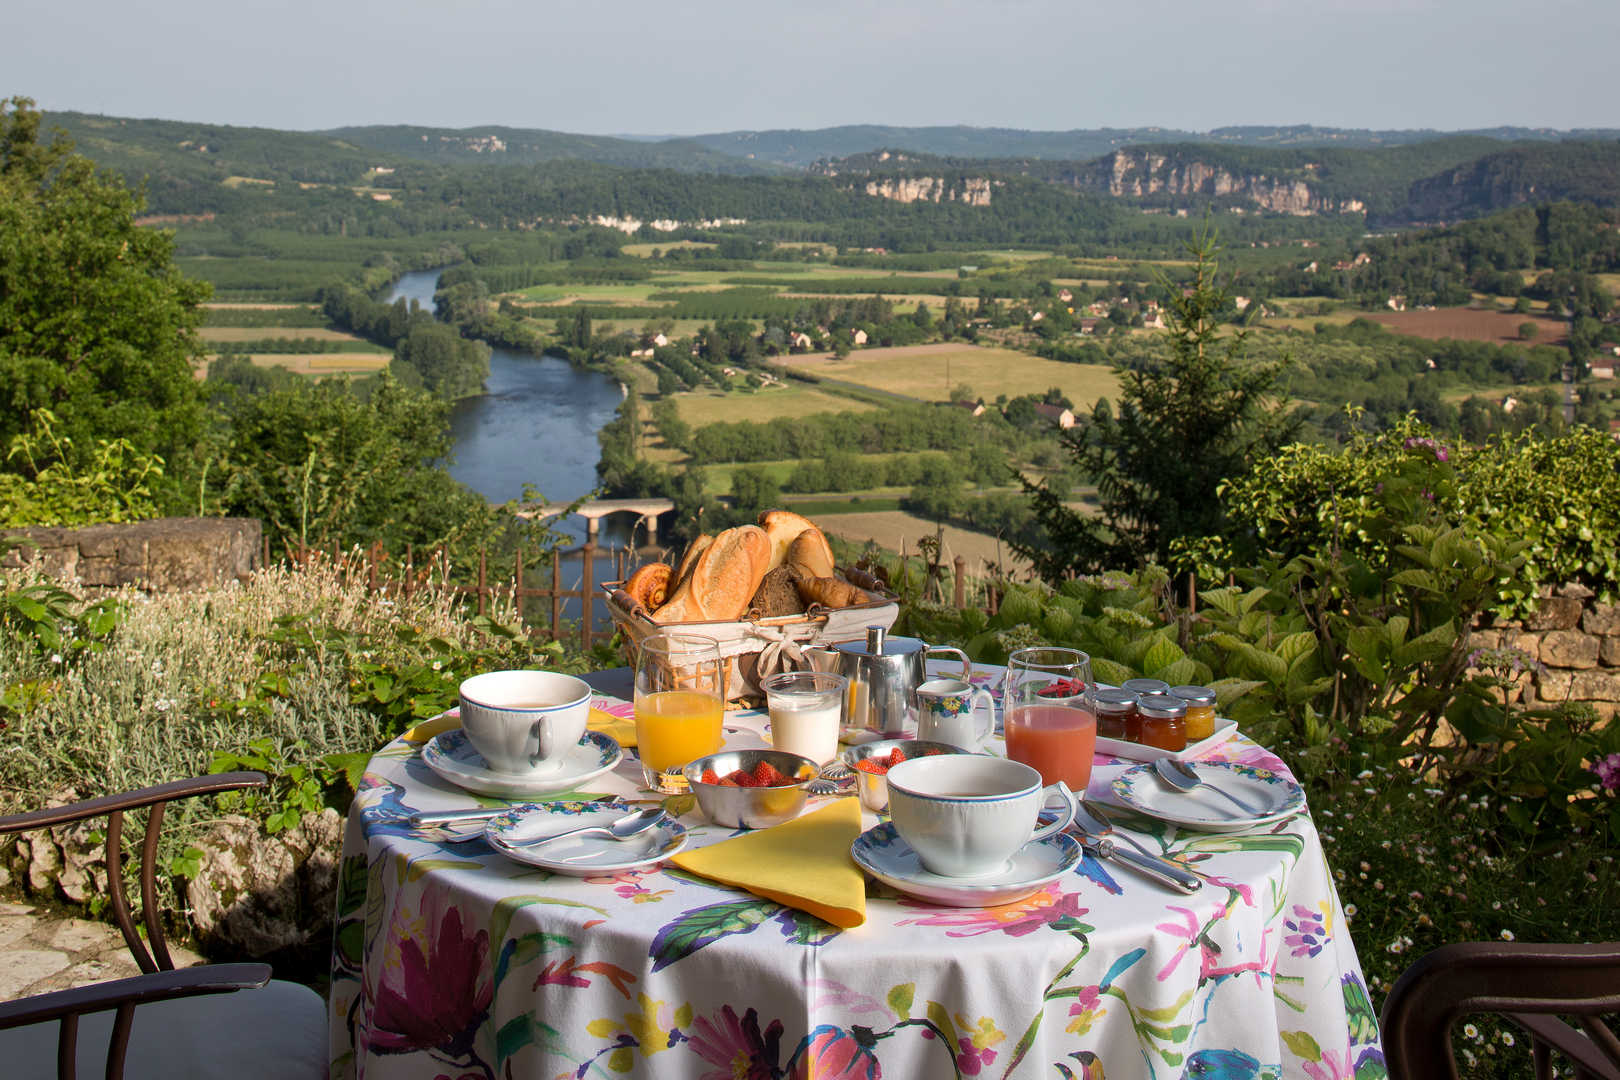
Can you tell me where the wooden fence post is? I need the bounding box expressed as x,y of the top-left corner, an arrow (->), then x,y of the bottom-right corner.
551,554 -> 562,642
477,549 -> 487,616
581,541 -> 595,652
953,556 -> 966,609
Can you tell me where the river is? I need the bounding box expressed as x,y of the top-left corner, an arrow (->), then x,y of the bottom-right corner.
387,269 -> 644,630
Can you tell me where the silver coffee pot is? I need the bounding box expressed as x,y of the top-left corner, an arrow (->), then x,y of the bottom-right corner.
806,626 -> 973,739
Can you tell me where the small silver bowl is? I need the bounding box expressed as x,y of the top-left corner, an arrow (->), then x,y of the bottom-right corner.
684,748 -> 819,829
839,739 -> 970,813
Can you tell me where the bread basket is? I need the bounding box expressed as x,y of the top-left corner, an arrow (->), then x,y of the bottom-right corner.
602,570 -> 900,709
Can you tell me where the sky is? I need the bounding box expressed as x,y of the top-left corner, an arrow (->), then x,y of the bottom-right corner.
12,0 -> 1618,135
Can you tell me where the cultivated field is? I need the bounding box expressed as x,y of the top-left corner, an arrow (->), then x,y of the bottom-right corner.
671,384 -> 877,428
1362,307 -> 1569,346
198,327 -> 389,349
815,510 -> 1031,576
200,354 -> 391,377
777,343 -> 1121,406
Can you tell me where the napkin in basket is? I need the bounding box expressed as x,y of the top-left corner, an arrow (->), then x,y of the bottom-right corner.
672,798 -> 866,928
400,707 -> 635,747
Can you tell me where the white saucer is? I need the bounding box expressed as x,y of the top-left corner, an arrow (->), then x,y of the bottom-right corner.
1111,759 -> 1305,832
484,801 -> 686,875
422,728 -> 622,798
850,823 -> 1082,907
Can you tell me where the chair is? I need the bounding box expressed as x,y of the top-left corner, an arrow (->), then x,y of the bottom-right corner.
1381,941 -> 1620,1080
0,772 -> 327,1079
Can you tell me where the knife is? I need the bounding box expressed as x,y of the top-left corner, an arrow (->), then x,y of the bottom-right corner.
1072,831 -> 1202,894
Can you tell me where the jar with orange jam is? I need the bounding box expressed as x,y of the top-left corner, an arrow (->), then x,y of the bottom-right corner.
1136,694 -> 1187,752
1091,688 -> 1138,741
1169,685 -> 1217,742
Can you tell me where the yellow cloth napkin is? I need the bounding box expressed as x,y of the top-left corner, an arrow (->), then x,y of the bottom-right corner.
672,798 -> 866,929
586,707 -> 637,748
401,707 -> 635,747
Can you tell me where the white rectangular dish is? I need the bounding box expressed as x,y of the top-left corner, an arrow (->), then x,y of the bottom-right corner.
1095,717 -> 1239,762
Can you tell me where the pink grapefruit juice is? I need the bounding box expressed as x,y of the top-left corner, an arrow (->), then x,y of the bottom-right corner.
1005,704 -> 1097,790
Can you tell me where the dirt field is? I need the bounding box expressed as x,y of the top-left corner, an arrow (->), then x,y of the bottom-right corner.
1363,308 -> 1569,347
777,343 -> 1121,407
816,510 -> 1031,577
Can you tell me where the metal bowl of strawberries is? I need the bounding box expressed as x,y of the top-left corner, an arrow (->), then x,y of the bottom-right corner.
839,739 -> 970,813
683,748 -> 821,830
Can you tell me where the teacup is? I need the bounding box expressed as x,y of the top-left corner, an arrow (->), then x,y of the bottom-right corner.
915,678 -> 995,750
885,756 -> 1076,878
458,670 -> 591,776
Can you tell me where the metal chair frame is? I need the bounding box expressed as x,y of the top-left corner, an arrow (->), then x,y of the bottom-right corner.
0,772 -> 273,1080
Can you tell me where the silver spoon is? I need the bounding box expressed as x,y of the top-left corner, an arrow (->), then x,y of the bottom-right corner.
1152,758 -> 1267,816
503,808 -> 668,849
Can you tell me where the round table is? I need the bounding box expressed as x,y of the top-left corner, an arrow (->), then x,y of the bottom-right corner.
328,664 -> 1385,1080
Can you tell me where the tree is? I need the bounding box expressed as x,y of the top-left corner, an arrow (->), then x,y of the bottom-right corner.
1014,231 -> 1301,581
1518,322 -> 1538,341
0,97 -> 209,507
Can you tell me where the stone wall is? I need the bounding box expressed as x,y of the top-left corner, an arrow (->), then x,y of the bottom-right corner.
1,517 -> 261,591
1473,584 -> 1620,720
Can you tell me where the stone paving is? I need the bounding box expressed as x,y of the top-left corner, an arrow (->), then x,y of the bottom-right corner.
0,899 -> 203,1002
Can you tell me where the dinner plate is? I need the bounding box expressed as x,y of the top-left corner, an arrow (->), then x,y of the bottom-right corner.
422,728 -> 622,798
850,822 -> 1082,907
1110,760 -> 1305,832
484,801 -> 687,875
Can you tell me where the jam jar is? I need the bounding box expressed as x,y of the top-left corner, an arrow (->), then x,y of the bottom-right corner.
1136,694 -> 1188,752
1121,677 -> 1171,698
1091,688 -> 1139,741
1169,685 -> 1218,742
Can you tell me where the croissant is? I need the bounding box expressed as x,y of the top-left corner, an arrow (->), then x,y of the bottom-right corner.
790,567 -> 873,609
786,528 -> 835,579
624,562 -> 672,612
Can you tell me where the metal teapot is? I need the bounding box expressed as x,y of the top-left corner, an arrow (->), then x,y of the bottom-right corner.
806,626 -> 973,739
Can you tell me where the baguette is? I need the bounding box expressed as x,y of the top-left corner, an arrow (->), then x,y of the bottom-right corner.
653,524 -> 771,623
673,533 -> 713,588
786,527 -> 835,579
758,509 -> 820,571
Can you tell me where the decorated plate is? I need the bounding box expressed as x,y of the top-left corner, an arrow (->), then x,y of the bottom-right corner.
422,728 -> 622,798
850,822 -> 1082,907
1111,760 -> 1305,832
484,800 -> 686,875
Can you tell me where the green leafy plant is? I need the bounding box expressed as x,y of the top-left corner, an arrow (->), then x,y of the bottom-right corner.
0,409 -> 165,527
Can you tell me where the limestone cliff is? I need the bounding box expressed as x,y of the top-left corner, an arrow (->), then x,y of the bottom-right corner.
1054,150 -> 1364,215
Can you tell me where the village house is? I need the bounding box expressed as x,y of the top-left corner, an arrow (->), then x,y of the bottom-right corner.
955,400 -> 986,417
1140,310 -> 1165,330
851,329 -> 868,345
788,331 -> 814,351
1034,403 -> 1076,429
1057,288 -> 1073,303
1077,318 -> 1101,335
1590,360 -> 1616,380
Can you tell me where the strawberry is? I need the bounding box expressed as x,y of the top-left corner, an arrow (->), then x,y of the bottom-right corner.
853,758 -> 888,775
755,761 -> 793,787
732,770 -> 761,788
1038,678 -> 1086,698
700,769 -> 721,786
717,775 -> 740,787
885,748 -> 907,769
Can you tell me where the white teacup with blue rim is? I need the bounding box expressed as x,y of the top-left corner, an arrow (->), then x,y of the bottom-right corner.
458,670 -> 591,776
885,755 -> 1076,878
915,677 -> 996,750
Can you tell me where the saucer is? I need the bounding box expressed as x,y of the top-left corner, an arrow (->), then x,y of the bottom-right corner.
422,728 -> 622,798
485,801 -> 687,876
850,823 -> 1082,907
1111,760 -> 1305,832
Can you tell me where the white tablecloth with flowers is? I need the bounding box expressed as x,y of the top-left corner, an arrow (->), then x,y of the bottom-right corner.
329,664 -> 1384,1080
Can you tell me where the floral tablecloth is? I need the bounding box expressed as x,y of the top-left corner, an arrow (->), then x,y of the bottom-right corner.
329,664 -> 1385,1080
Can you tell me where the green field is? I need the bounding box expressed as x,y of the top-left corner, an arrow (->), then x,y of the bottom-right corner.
673,383 -> 878,428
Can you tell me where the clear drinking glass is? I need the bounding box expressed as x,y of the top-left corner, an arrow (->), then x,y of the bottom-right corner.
1002,647 -> 1097,792
634,633 -> 725,794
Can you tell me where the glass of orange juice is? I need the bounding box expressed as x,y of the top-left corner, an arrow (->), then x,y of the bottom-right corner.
1002,647 -> 1096,793
634,633 -> 725,794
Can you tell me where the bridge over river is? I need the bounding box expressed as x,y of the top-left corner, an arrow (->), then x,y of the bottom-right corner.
518,498 -> 675,546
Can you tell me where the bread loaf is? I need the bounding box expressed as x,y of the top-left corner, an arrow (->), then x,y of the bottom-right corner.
758,510 -> 820,571
747,566 -> 806,619
789,565 -> 873,609
673,533 -> 713,589
786,527 -> 835,579
652,524 -> 771,623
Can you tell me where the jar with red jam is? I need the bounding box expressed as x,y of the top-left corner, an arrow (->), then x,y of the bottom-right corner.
1136,694 -> 1187,752
1169,685 -> 1217,742
1091,688 -> 1139,741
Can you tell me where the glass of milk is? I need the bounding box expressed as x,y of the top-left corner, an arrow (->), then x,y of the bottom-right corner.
761,671 -> 848,765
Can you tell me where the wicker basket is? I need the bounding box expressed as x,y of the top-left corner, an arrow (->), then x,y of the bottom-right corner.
602,577 -> 899,709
